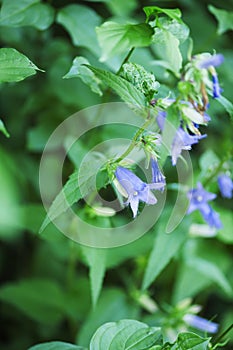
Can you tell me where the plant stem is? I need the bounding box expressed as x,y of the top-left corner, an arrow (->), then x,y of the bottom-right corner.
212,323 -> 233,347
115,117 -> 152,163
116,47 -> 135,75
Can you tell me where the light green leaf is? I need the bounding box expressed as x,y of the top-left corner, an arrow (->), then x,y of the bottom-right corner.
152,28 -> 182,75
56,4 -> 101,56
0,0 -> 54,30
105,0 -> 137,17
142,213 -> 188,290
63,57 -> 102,96
40,153 -> 109,232
0,119 -> 10,137
85,65 -> 147,115
28,342 -> 86,350
96,22 -> 154,61
158,18 -> 190,43
199,149 -> 220,174
208,5 -> 233,35
0,279 -> 66,324
90,319 -> 161,350
176,332 -> 210,350
217,95 -> 233,120
143,6 -> 182,23
81,247 -> 107,307
0,48 -> 42,82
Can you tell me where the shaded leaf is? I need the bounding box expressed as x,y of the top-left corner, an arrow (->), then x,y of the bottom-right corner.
176,332 -> 210,350
96,22 -> 153,61
0,0 -> 54,30
28,342 -> 86,350
217,95 -> 233,120
208,5 -> 233,35
63,56 -> 102,96
143,6 -> 182,23
0,48 -> 42,82
0,119 -> 10,137
57,4 -> 101,56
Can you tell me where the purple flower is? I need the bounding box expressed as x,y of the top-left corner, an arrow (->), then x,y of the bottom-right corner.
151,158 -> 166,191
156,110 -> 166,130
187,182 -> 222,229
171,128 -> 206,166
184,314 -> 219,334
218,174 -> 233,198
212,74 -> 222,98
115,166 -> 164,218
197,53 -> 224,69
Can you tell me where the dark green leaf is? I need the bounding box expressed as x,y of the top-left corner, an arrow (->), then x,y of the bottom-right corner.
28,342 -> 86,350
0,0 -> 54,30
0,48 -> 42,82
96,22 -> 154,61
208,5 -> 233,35
176,332 -> 210,350
0,119 -> 10,137
56,4 -> 101,56
143,6 -> 182,23
63,56 -> 102,96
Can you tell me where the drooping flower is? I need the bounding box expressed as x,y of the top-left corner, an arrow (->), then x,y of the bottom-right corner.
187,182 -> 222,229
183,314 -> 219,334
197,53 -> 224,69
150,158 -> 166,191
171,128 -> 206,166
218,174 -> 233,198
115,166 -> 164,218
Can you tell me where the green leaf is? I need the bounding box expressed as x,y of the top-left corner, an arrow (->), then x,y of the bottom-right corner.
89,319 -> 161,350
40,153 -> 109,232
0,48 -> 42,82
152,28 -> 182,75
28,342 -> 86,350
143,6 -> 182,23
0,279 -> 66,324
217,95 -> 233,120
142,212 -> 188,290
0,119 -> 10,137
208,5 -> 233,35
199,149 -> 220,174
85,65 -> 147,115
81,247 -> 107,307
96,22 -> 154,61
56,4 -> 101,56
0,0 -> 54,30
63,57 -> 102,96
176,332 -> 210,350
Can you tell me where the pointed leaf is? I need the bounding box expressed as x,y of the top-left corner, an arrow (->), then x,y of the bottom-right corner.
176,332 -> 210,350
96,22 -> 154,61
0,0 -> 54,30
208,5 -> 233,35
0,119 -> 10,137
63,56 -> 102,96
0,48 -> 42,82
217,95 -> 233,120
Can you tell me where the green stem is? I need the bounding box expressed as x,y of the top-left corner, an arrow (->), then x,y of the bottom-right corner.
212,323 -> 233,348
115,117 -> 152,163
116,47 -> 135,75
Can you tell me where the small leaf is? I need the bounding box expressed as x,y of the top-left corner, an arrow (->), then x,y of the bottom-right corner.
0,48 -> 42,83
176,332 -> 210,350
0,119 -> 10,137
96,22 -> 154,61
63,57 -> 102,96
40,153 -> 109,232
143,6 -> 182,23
81,246 -> 107,306
217,95 -> 233,120
89,319 -> 161,350
208,5 -> 233,35
57,4 -> 101,56
28,342 -> 86,350
142,211 -> 188,290
0,0 -> 54,30
85,65 -> 147,115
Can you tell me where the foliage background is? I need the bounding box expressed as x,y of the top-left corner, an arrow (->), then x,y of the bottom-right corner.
0,0 -> 232,349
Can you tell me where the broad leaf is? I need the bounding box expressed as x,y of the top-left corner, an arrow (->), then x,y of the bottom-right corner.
90,319 -> 161,350
96,22 -> 154,61
28,342 -> 86,350
0,119 -> 10,137
40,153 -> 109,232
152,28 -> 182,75
176,332 -> 210,350
143,6 -> 182,23
0,48 -> 42,82
85,65 -> 147,115
142,212 -> 188,290
0,0 -> 54,30
63,56 -> 102,96
57,4 -> 101,56
208,5 -> 233,35
81,246 -> 107,306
